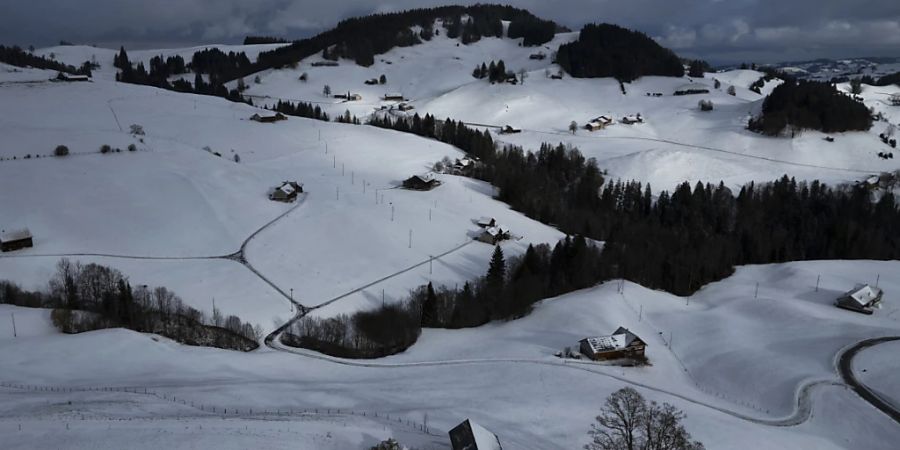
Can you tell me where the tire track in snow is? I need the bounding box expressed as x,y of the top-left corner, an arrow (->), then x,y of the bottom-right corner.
838,336 -> 900,425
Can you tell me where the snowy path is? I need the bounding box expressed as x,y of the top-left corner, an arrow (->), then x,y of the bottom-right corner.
838,337 -> 900,425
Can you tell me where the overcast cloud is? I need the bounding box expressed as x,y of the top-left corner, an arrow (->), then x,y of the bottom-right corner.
1,0 -> 898,63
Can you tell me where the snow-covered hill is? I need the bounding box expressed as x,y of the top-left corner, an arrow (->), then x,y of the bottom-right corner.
2,26 -> 900,450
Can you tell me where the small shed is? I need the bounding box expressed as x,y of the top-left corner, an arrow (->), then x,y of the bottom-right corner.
499,125 -> 521,134
398,103 -> 415,111
449,419 -> 502,450
334,92 -> 362,101
674,85 -> 710,96
383,93 -> 405,101
476,226 -> 510,245
620,114 -> 643,125
476,217 -> 496,228
251,112 -> 287,123
269,181 -> 304,202
0,228 -> 34,252
835,284 -> 883,314
403,173 -> 440,190
580,327 -> 647,361
56,72 -> 90,82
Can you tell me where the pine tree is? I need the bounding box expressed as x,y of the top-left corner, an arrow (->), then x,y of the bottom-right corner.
486,245 -> 506,291
422,282 -> 438,327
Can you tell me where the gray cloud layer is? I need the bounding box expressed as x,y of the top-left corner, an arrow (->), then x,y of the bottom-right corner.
1,0 -> 898,63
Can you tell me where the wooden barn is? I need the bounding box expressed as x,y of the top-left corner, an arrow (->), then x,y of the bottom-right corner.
476,217 -> 496,228
585,115 -> 614,131
250,112 -> 287,123
269,181 -> 303,202
402,173 -> 440,190
449,419 -> 502,450
476,226 -> 510,245
383,93 -> 405,101
835,284 -> 883,314
398,103 -> 415,111
1,228 -> 33,252
580,327 -> 647,361
499,125 -> 521,134
56,72 -> 90,82
620,114 -> 643,125
452,157 -> 476,175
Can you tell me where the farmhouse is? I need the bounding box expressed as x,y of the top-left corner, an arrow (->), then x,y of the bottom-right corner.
580,327 -> 647,361
499,125 -> 521,134
0,228 -> 33,252
398,102 -> 415,111
529,52 -> 546,60
334,92 -> 363,101
449,419 -> 502,450
476,226 -> 510,245
835,284 -> 883,314
585,115 -> 614,131
452,157 -> 476,175
269,181 -> 304,202
621,114 -> 643,125
56,72 -> 90,82
403,173 -> 440,190
383,93 -> 405,101
250,112 -> 287,123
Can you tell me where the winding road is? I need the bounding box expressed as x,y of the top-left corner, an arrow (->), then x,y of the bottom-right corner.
838,337 -> 900,425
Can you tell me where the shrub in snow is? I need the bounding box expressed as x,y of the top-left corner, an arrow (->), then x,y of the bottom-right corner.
100,144 -> 111,154
698,99 -> 714,111
129,124 -> 145,136
727,86 -> 736,96
128,144 -> 137,152
54,145 -> 69,156
370,438 -> 404,450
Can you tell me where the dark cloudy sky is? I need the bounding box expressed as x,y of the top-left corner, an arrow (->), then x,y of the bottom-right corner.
1,0 -> 898,63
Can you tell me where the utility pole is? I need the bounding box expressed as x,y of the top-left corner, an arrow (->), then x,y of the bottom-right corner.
290,288 -> 294,313
336,186 -> 340,200
342,163 -> 345,176
429,256 -> 433,274
351,171 -> 354,185
755,282 -> 759,299
408,229 -> 412,249
10,312 -> 15,338
382,289 -> 385,307
333,155 -> 336,168
391,204 -> 395,222
876,274 -> 881,288
429,208 -> 432,221
363,180 -> 366,193
638,305 -> 642,322
815,275 -> 820,292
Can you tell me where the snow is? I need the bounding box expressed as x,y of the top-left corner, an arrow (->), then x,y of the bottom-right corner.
469,420 -> 503,450
2,31 -> 899,450
583,334 -> 626,353
853,340 -> 900,410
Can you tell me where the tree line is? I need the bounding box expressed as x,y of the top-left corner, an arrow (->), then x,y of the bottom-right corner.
0,259 -> 260,351
268,99 -> 330,121
0,45 -> 91,76
113,47 -> 249,104
256,5 -> 561,70
749,79 -> 873,136
283,237 -> 605,357
363,115 -> 900,297
472,60 -> 511,83
555,23 -> 684,82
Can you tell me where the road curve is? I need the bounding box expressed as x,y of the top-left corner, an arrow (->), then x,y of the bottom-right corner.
838,336 -> 900,425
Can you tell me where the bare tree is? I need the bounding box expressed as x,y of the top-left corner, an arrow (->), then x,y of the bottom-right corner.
586,387 -> 703,450
569,121 -> 579,134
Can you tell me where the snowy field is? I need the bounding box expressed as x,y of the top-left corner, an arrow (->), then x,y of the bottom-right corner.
2,30 -> 900,449
853,340 -> 900,410
2,259 -> 900,449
